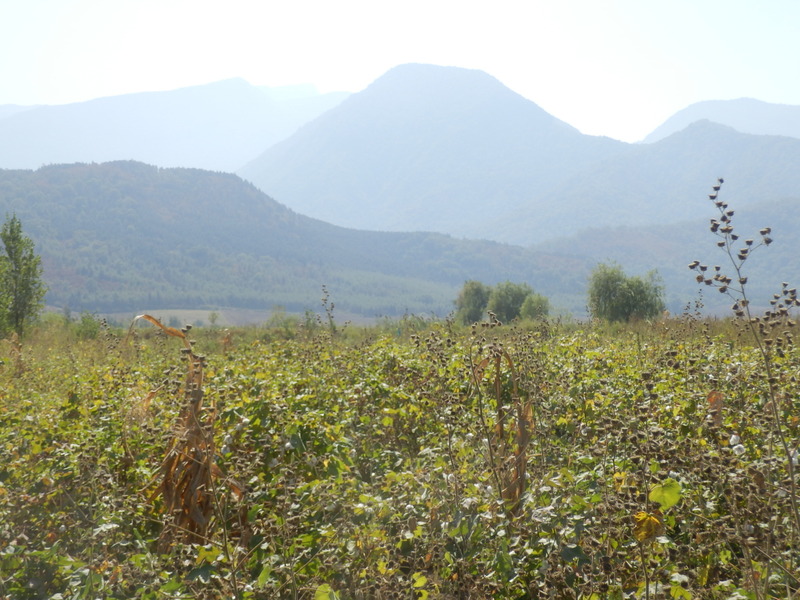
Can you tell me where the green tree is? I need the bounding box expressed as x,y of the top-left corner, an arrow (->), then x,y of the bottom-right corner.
487,281 -> 533,323
455,280 -> 491,325
0,214 -> 47,336
519,292 -> 550,320
587,263 -> 664,323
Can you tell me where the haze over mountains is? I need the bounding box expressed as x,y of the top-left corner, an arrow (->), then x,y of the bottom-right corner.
1,63 -> 799,319
0,79 -> 348,171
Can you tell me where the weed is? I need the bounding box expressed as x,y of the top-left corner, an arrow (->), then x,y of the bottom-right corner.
690,178 -> 800,598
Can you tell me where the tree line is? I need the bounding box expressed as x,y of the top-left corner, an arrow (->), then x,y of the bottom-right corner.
455,263 -> 664,325
1,213 -> 665,337
455,281 -> 550,325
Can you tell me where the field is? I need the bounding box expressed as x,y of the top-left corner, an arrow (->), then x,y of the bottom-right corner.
1,311 -> 798,599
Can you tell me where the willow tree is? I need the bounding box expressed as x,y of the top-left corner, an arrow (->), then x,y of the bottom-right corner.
455,280 -> 492,325
587,263 -> 664,323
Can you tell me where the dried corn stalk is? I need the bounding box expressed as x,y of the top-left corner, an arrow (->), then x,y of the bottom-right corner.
129,315 -> 223,550
473,347 -> 535,514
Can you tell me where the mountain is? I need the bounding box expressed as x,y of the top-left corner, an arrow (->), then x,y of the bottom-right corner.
643,98 -> 800,143
238,65 -> 800,248
494,120 -> 800,244
0,161 -> 586,318
0,80 -> 349,172
0,105 -> 35,120
238,63 -> 627,238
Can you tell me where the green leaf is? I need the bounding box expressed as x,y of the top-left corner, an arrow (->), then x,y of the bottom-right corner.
160,578 -> 183,593
257,564 -> 271,587
314,584 -> 340,600
649,478 -> 681,509
187,564 -> 214,583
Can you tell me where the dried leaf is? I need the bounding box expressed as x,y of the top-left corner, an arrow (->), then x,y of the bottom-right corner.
472,357 -> 490,383
707,390 -> 724,426
633,510 -> 664,543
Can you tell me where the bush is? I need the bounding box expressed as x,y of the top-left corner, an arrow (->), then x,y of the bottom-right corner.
519,293 -> 550,320
456,280 -> 550,324
487,282 -> 534,323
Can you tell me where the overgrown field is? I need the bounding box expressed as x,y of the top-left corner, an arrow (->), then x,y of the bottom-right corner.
1,315 -> 798,599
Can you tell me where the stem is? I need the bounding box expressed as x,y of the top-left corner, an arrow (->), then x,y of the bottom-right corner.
639,543 -> 650,600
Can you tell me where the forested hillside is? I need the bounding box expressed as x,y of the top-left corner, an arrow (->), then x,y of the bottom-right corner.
0,161 -> 583,317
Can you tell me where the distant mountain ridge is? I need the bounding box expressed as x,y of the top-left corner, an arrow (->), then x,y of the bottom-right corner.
643,98 -> 800,143
0,79 -> 349,171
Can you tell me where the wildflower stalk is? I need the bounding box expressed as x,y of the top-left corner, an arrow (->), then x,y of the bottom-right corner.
689,178 -> 800,573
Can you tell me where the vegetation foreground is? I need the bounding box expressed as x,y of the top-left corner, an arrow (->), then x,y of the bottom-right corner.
1,310 -> 798,600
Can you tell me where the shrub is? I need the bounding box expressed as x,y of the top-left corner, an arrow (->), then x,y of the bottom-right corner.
519,292 -> 550,320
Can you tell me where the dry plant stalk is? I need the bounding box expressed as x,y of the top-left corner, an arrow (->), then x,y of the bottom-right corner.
221,329 -> 233,353
7,332 -> 23,376
473,347 -> 534,513
129,314 -> 234,551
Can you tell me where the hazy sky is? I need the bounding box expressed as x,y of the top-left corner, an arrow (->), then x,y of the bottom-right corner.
3,0 -> 799,142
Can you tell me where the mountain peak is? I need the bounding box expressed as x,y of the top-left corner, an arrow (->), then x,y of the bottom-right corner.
238,63 -> 614,236
350,63 -> 561,125
643,98 -> 800,143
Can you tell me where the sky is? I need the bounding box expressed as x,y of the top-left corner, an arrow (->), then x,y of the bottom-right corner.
2,0 -> 799,142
